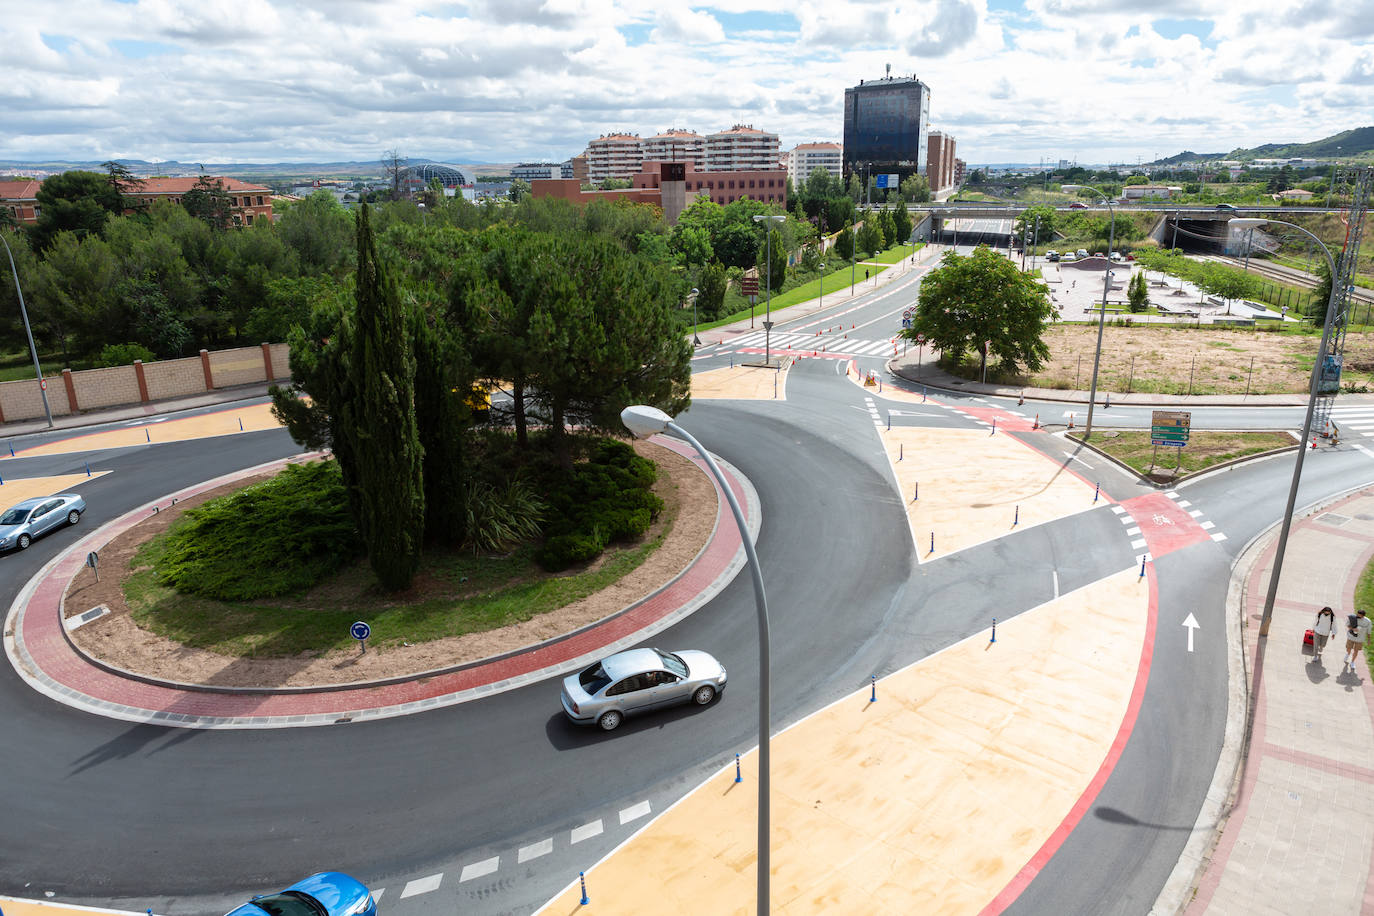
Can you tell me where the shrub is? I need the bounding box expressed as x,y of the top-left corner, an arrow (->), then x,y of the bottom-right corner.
533,438 -> 663,571
146,460 -> 358,600
96,343 -> 157,368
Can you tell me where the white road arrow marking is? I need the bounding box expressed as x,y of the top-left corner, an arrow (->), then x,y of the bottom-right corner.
1182,612 -> 1200,653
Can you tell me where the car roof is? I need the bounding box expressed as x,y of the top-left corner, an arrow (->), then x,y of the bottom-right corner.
4,497 -> 50,511
601,648 -> 664,681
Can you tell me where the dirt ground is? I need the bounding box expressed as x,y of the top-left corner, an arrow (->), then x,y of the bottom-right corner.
62,439 -> 717,689
1027,325 -> 1374,395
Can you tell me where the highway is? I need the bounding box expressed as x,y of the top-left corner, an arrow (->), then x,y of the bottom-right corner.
3,261 -> 1374,914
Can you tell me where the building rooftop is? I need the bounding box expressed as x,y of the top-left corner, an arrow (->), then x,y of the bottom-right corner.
0,180 -> 40,198
793,142 -> 842,151
129,177 -> 272,194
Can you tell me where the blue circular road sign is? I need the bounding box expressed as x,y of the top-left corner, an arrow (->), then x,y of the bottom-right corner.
350,621 -> 371,641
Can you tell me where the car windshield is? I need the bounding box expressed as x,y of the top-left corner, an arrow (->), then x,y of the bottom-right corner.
0,508 -> 29,525
655,650 -> 688,678
249,892 -> 327,916
578,663 -> 612,694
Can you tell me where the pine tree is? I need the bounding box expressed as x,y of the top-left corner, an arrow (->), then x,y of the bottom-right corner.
341,204 -> 425,590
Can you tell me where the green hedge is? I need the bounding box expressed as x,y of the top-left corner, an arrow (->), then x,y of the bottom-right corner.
535,439 -> 663,571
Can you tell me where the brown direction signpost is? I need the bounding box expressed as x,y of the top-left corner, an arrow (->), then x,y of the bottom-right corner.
1150,409 -> 1191,470
741,277 -> 759,328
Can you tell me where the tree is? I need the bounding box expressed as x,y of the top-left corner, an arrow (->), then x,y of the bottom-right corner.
508,178 -> 531,202
102,161 -> 148,214
276,190 -> 354,275
1124,175 -> 1150,186
891,200 -> 912,248
1127,271 -> 1150,313
383,149 -> 408,201
180,175 -> 234,230
834,226 -> 854,261
29,170 -> 124,251
903,246 -> 1056,376
696,261 -> 728,320
756,224 -> 786,292
598,178 -> 631,191
900,174 -> 931,203
341,204 -> 425,589
1014,205 -> 1057,241
846,173 -> 863,203
1197,264 -> 1260,312
877,209 -> 895,250
856,219 -> 881,258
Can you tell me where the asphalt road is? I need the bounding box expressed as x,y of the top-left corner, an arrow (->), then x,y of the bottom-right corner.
6,266 -> 1374,913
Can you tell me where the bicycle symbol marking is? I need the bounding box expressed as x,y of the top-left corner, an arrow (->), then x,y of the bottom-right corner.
1151,514 -> 1175,527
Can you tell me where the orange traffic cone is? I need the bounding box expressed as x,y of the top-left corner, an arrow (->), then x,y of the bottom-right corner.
1033,414 -> 1040,429
1068,413 -> 1076,429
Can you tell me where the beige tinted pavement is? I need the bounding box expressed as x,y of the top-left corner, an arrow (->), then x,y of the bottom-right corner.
5,403 -> 281,459
538,567 -> 1149,914
0,472 -> 110,505
691,363 -> 792,401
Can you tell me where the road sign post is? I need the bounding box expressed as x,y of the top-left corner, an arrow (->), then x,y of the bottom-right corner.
741,277 -> 759,328
1150,409 -> 1191,470
86,551 -> 99,583
350,620 -> 371,654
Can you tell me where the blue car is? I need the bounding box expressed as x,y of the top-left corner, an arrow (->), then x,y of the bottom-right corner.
0,493 -> 85,552
224,872 -> 377,916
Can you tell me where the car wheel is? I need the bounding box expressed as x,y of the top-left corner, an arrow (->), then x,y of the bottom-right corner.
692,685 -> 716,706
597,710 -> 622,731
17,533 -> 31,550
67,510 -> 81,526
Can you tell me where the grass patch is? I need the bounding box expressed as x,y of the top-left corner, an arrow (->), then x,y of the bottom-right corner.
866,243 -> 924,265
1069,429 -> 1294,477
695,262 -> 891,332
1355,558 -> 1374,674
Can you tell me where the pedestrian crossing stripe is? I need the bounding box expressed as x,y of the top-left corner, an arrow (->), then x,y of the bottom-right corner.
728,332 -> 896,356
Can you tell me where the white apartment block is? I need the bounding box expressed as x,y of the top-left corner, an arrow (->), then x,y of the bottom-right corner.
705,124 -> 780,172
586,133 -> 644,182
642,129 -> 706,169
786,142 -> 844,185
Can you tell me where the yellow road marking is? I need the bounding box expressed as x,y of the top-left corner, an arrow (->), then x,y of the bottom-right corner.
0,472 -> 110,506
0,898 -> 151,916
692,364 -> 789,400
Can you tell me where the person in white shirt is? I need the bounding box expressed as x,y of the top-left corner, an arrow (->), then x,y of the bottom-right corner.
1343,609 -> 1371,674
1312,607 -> 1338,663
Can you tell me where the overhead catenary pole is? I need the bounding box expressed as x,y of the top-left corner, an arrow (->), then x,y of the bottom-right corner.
0,232 -> 53,428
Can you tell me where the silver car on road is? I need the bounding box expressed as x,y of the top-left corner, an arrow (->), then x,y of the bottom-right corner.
560,647 -> 727,731
0,493 -> 86,552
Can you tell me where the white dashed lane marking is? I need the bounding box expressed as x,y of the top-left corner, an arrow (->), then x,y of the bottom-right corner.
459,857 -> 500,882
518,838 -> 553,863
619,801 -> 652,824
570,819 -> 604,845
399,873 -> 443,898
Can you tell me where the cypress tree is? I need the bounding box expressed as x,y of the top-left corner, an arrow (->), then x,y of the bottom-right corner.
411,302 -> 470,546
341,204 -> 425,590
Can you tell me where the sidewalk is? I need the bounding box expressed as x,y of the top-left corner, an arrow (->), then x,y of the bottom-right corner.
1176,488 -> 1374,915
1,381 -> 275,439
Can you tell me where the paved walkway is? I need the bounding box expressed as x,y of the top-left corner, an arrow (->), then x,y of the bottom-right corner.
1176,488 -> 1374,916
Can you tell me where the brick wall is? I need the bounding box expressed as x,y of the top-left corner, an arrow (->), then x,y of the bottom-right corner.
208,346 -> 270,388
268,343 -> 291,382
70,365 -> 142,411
143,356 -> 213,402
0,376 -> 73,422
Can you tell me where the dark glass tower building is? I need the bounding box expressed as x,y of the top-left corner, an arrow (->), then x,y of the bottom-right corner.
842,73 -> 931,182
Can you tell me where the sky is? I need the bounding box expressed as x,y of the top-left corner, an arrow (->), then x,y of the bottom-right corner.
3,0 -> 1374,168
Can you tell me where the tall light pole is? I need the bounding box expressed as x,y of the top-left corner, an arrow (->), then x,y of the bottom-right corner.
688,287 -> 700,347
1080,186 -> 1117,438
1229,217 -> 1339,640
0,231 -> 53,428
753,214 -> 785,366
620,405 -> 772,915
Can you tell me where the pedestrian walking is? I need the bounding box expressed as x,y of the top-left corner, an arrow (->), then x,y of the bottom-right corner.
1311,606 -> 1338,662
1343,609 -> 1371,673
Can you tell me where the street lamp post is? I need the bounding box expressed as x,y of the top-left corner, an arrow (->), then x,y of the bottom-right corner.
688,287 -> 701,347
753,214 -> 786,366
0,231 -> 53,428
1081,186 -> 1118,438
1229,217 -> 1340,640
620,405 -> 772,915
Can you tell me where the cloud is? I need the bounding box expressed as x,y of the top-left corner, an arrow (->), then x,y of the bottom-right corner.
650,7 -> 726,43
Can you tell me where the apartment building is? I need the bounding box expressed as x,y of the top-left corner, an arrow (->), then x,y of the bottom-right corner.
0,180 -> 40,224
586,133 -> 644,182
926,131 -> 957,192
1,176 -> 274,226
786,143 -> 844,186
706,125 -> 780,172
642,129 -> 706,169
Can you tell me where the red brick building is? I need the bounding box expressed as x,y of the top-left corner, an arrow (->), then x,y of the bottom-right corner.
631,161 -> 787,207
927,132 -> 957,193
0,175 -> 274,226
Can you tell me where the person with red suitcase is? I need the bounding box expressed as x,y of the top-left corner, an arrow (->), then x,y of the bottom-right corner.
1310,606 -> 1338,663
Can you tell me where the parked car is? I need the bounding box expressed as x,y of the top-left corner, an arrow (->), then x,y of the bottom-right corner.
1215,203 -> 1237,212
1045,251 -> 1060,262
224,872 -> 377,916
1075,249 -> 1088,259
1109,251 -> 1123,261
561,647 -> 727,731
0,493 -> 85,552
1068,202 -> 1089,209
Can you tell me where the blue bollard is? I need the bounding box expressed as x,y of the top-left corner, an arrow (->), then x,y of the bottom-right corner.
991,418 -> 997,435
239,417 -> 244,431
735,752 -> 743,783
929,531 -> 934,553
870,675 -> 877,703
85,462 -> 91,477
899,443 -> 903,461
879,378 -> 883,393
887,413 -> 891,431
145,428 -> 150,442
1139,554 -> 1147,579
991,618 -> 997,643
1094,481 -> 1100,503
913,481 -> 918,501
579,871 -> 590,906
922,385 -> 927,402
7,441 -> 13,456
1014,505 -> 1019,526
0,472 -> 4,485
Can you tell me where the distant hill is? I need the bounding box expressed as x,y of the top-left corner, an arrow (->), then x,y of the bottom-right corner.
1149,150 -> 1226,165
0,157 -> 502,181
1147,126 -> 1374,165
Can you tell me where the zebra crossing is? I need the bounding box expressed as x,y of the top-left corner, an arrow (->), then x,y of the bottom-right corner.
1328,405 -> 1374,439
724,330 -> 899,357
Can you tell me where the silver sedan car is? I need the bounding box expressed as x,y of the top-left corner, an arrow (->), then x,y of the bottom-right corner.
561,647 -> 727,731
0,493 -> 86,552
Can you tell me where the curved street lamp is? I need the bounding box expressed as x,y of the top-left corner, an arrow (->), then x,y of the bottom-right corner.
0,231 -> 53,428
688,286 -> 701,347
1228,217 -> 1340,640
1075,185 -> 1117,438
752,214 -> 786,366
620,405 -> 772,914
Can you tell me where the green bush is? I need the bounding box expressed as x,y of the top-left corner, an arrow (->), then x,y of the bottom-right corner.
144,460 -> 358,600
534,438 -> 663,571
96,343 -> 157,368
